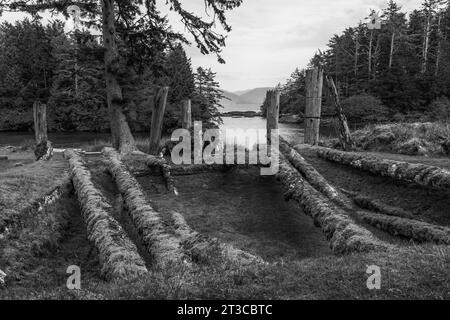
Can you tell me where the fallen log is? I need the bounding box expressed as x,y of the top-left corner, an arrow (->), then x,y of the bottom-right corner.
65,149 -> 148,280
103,147 -> 188,268
170,211 -> 264,266
280,139 -> 353,209
315,147 -> 450,192
144,155 -> 177,194
341,189 -> 420,221
356,210 -> 450,245
276,153 -> 387,254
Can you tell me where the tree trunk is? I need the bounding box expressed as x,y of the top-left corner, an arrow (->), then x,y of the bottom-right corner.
422,14 -> 431,74
325,75 -> 354,150
304,68 -> 323,145
435,14 -> 442,77
181,99 -> 192,130
266,89 -> 280,144
389,32 -> 395,70
368,30 -> 373,79
102,0 -> 137,154
149,87 -> 169,155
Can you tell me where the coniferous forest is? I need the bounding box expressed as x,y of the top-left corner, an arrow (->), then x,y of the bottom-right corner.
269,0 -> 450,125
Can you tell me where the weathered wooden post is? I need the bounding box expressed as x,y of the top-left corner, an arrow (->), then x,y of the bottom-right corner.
325,75 -> 354,150
33,101 -> 53,161
181,99 -> 192,130
149,87 -> 169,155
304,68 -> 323,145
266,89 -> 280,143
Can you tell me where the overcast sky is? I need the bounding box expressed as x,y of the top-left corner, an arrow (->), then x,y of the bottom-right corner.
166,0 -> 422,92
1,0 -> 423,92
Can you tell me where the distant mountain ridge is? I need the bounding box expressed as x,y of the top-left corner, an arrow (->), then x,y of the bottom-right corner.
220,87 -> 273,112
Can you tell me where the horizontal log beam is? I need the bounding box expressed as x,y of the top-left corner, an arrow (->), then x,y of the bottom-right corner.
315,147 -> 450,191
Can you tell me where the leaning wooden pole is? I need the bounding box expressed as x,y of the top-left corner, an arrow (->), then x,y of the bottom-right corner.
304,68 -> 323,145
149,87 -> 169,155
181,99 -> 192,130
33,101 -> 53,161
325,75 -> 354,150
266,89 -> 280,143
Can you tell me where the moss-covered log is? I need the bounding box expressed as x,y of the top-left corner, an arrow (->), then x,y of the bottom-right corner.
356,211 -> 450,244
65,150 -> 148,280
276,153 -> 387,254
103,148 -> 188,268
315,147 -> 450,191
170,211 -> 263,266
144,155 -> 177,194
341,189 -> 420,221
280,140 -> 352,209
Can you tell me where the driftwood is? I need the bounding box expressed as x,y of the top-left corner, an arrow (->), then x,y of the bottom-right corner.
280,140 -> 353,209
315,147 -> 450,191
103,147 -> 188,268
356,210 -> 450,245
170,211 -> 263,266
65,149 -> 148,280
276,153 -> 386,254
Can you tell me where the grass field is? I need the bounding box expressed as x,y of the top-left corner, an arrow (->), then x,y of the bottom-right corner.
0,148 -> 449,300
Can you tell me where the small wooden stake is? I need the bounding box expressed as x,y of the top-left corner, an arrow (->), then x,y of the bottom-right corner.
325,75 -> 354,150
266,89 -> 280,143
181,99 -> 192,130
149,87 -> 169,155
304,68 -> 323,145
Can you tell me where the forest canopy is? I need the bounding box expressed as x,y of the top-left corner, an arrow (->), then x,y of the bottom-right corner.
267,0 -> 450,124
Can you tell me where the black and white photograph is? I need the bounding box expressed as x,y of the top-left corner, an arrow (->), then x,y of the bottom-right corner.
0,0 -> 449,307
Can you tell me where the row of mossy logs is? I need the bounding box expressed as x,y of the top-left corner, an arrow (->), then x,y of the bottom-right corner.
356,211 -> 450,244
279,139 -> 353,210
276,153 -> 387,253
170,211 -> 264,266
65,150 -> 148,280
315,147 -> 450,191
102,147 -> 188,268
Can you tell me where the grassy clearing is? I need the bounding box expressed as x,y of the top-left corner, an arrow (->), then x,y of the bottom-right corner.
3,244 -> 448,300
325,122 -> 450,157
1,150 -> 449,299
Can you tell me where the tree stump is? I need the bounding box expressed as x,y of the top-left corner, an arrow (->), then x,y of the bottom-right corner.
304,68 -> 323,145
149,87 -> 169,155
33,102 -> 53,161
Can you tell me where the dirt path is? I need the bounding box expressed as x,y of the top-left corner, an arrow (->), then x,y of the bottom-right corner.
298,147 -> 450,227
137,167 -> 333,262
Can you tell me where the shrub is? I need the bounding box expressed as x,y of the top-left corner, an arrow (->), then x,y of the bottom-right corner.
341,94 -> 389,123
427,96 -> 450,122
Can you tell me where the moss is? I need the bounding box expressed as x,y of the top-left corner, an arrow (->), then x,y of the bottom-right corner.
65,150 -> 148,280
103,148 -> 188,269
276,154 -> 387,254
316,147 -> 450,191
357,211 -> 450,244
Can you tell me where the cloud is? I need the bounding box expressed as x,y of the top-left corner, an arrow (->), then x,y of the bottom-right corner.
172,0 -> 422,91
